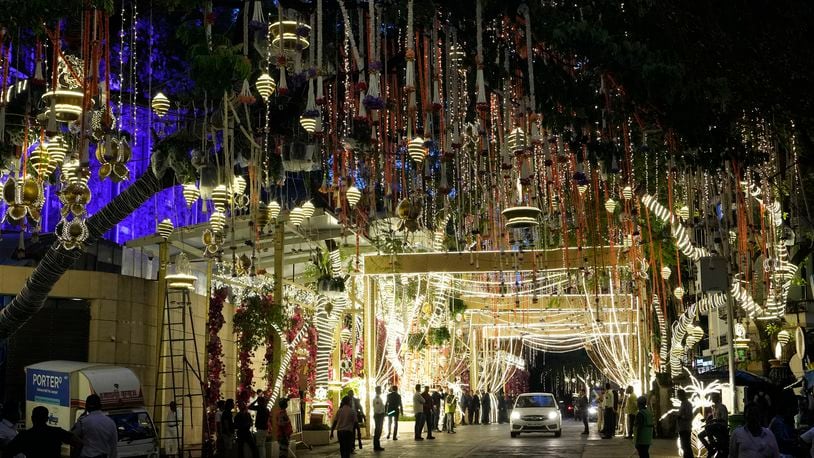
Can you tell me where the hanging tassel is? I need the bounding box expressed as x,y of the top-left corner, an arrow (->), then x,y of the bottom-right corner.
476,67 -> 487,112
432,80 -> 441,111
32,59 -> 45,86
238,79 -> 255,104
355,74 -> 367,121
439,162 -> 450,195
316,75 -> 324,105
251,0 -> 265,25
278,63 -> 288,96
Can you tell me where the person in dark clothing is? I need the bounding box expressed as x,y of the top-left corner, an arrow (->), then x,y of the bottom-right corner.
481,391 -> 491,425
5,406 -> 81,457
220,399 -> 235,455
234,401 -> 259,458
576,390 -> 590,434
459,390 -> 470,425
385,386 -> 404,440
470,392 -> 480,425
431,390 -> 442,432
421,386 -> 435,439
248,396 -> 270,457
497,392 -> 508,424
348,389 -> 366,449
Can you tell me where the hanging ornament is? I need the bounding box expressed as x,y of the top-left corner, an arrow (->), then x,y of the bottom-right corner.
157,218 -> 174,240
289,207 -> 304,226
674,286 -> 685,300
183,183 -> 200,207
660,266 -> 672,280
577,184 -> 588,196
302,201 -> 315,219
232,175 -> 247,196
209,211 -> 227,233
277,60 -> 288,96
255,73 -> 277,99
96,136 -> 132,182
605,198 -> 618,213
408,137 -> 427,164
689,325 -> 704,343
268,201 -> 281,221
202,229 -> 224,255
57,217 -> 89,250
300,114 -> 317,133
28,144 -> 54,178
507,127 -> 527,153
47,136 -> 68,168
777,330 -> 791,345
622,185 -> 633,200
238,79 -> 256,104
151,92 -> 170,117
346,186 -> 362,208
257,202 -> 270,229
678,205 -> 690,220
212,184 -> 229,211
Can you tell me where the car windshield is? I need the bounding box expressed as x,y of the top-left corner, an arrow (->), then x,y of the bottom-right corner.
110,411 -> 156,442
516,395 -> 556,408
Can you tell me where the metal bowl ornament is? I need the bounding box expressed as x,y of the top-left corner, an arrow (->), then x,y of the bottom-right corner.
269,21 -> 311,51
502,206 -> 542,229
40,89 -> 86,123
255,73 -> 277,99
151,92 -> 170,117
96,136 -> 132,182
3,178 -> 43,226
408,136 -> 427,164
59,180 -> 92,217
157,218 -> 174,240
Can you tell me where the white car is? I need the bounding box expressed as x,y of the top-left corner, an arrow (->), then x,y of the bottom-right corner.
509,392 -> 562,438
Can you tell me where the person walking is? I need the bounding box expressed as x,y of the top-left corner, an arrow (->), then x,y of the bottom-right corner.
602,383 -> 615,439
676,390 -> 694,458
459,390 -> 470,425
576,390 -> 590,435
5,406 -> 81,457
699,392 -> 729,457
234,401 -> 259,458
276,398 -> 293,458
433,389 -> 444,432
385,386 -> 403,440
72,394 -> 118,458
481,391 -> 491,425
413,384 -> 426,441
497,392 -> 508,424
372,386 -> 386,451
470,391 -> 481,425
330,396 -> 357,458
634,396 -> 654,458
444,392 -> 457,433
163,401 -> 182,457
421,386 -> 436,439
348,389 -> 365,450
220,399 -> 235,456
729,403 -> 779,457
248,396 -> 270,458
625,386 -> 638,439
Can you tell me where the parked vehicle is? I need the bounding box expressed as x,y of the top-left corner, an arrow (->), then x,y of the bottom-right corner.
509,392 -> 562,438
25,360 -> 159,458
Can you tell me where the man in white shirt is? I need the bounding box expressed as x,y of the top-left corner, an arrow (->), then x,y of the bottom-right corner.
413,384 -> 425,441
72,394 -> 118,458
372,386 -> 386,451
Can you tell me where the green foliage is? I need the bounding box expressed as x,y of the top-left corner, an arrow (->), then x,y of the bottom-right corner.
150,131 -> 198,183
448,297 -> 466,316
176,25 -> 252,97
428,326 -> 451,346
407,333 -> 426,352
232,293 -> 286,349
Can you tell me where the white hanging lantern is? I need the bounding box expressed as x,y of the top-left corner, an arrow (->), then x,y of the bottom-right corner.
151,92 -> 170,117
605,198 -> 617,213
268,200 -> 281,220
622,185 -> 633,200
255,73 -> 277,99
300,114 -> 317,133
678,205 -> 690,220
507,127 -> 526,153
689,325 -> 704,342
408,136 -> 427,164
289,206 -> 304,226
346,186 -> 362,208
157,218 -> 174,240
212,184 -> 229,211
183,183 -> 200,207
777,330 -> 791,345
47,136 -> 68,166
209,211 -> 226,233
577,184 -> 588,196
302,201 -> 315,219
232,175 -> 247,196
673,286 -> 685,300
660,266 -> 672,280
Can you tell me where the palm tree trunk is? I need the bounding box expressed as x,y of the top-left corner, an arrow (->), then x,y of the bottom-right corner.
0,169 -> 173,339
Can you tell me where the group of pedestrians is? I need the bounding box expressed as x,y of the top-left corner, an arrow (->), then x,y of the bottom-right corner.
212,394 -> 293,458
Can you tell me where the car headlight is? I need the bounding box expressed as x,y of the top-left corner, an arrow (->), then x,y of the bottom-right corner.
548,411 -> 559,420
510,411 -> 521,421
588,406 -> 597,414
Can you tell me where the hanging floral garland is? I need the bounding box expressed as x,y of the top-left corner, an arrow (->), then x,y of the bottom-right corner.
282,307 -> 306,397
233,292 -> 284,404
204,287 -> 228,451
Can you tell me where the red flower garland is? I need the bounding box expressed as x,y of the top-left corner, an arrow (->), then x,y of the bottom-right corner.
205,287 -> 228,451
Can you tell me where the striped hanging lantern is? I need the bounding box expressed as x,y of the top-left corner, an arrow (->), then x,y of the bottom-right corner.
151,92 -> 170,117
157,218 -> 174,239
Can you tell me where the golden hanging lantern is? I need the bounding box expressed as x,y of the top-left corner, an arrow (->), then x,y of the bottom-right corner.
255,73 -> 277,99
301,201 -> 315,219
777,330 -> 791,345
29,144 -> 54,178
660,266 -> 672,280
502,206 -> 542,229
157,218 -> 174,240
300,114 -> 317,133
688,325 -> 704,342
211,184 -> 229,211
289,207 -> 304,226
673,286 -> 685,300
209,211 -> 227,234
346,186 -> 362,208
622,185 -> 633,200
268,200 -> 281,221
577,184 -> 588,196
151,92 -> 170,117
604,198 -> 617,213
47,136 -> 68,167
232,175 -> 247,196
269,20 -> 311,51
257,202 -> 270,228
40,89 -> 86,123
183,183 -> 200,207
408,137 -> 427,164
678,205 -> 690,220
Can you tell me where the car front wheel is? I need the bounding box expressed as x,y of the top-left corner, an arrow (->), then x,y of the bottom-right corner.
511,432 -> 519,438
554,430 -> 562,438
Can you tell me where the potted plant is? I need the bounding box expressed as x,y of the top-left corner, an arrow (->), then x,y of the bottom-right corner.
301,422 -> 331,446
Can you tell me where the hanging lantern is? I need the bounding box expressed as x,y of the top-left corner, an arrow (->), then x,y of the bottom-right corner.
455,328 -> 463,338
673,286 -> 685,300
777,330 -> 791,345
302,201 -> 315,219
47,136 -> 68,167
268,200 -> 281,221
346,186 -> 362,208
455,313 -> 463,322
408,136 -> 427,164
209,211 -> 227,233
183,183 -> 200,207
577,184 -> 588,196
622,185 -> 633,200
212,184 -> 229,211
151,92 -> 170,117
507,127 -> 527,153
289,206 -> 304,226
29,144 -> 54,178
605,198 -> 618,213
689,325 -> 704,342
300,114 -> 317,133
502,206 -> 542,229
255,73 -> 277,99
157,218 -> 174,240
232,175 -> 247,196
660,266 -> 672,280
678,205 -> 690,220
